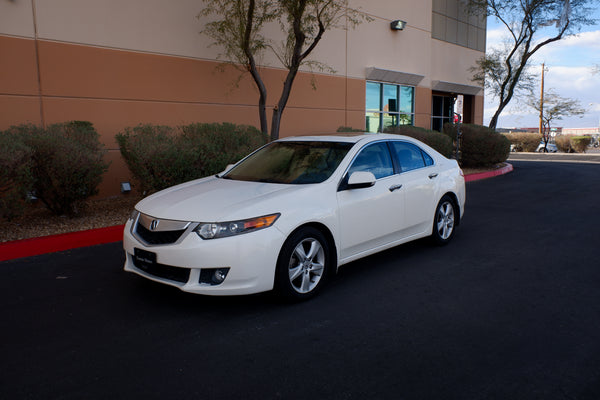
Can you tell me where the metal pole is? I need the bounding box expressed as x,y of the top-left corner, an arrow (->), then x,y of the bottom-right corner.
539,63 -> 545,140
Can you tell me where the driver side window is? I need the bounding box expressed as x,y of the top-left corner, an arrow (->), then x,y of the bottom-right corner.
347,142 -> 394,179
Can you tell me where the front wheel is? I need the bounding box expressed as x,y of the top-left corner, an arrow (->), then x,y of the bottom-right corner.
431,196 -> 457,245
275,227 -> 331,300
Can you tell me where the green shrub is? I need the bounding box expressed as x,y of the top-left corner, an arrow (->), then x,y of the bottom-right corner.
117,123 -> 268,194
116,124 -> 189,194
444,123 -> 510,167
17,121 -> 109,216
0,130 -> 34,220
504,131 -> 541,152
555,135 -> 572,152
179,122 -> 268,177
570,136 -> 592,153
384,125 -> 454,158
336,126 -> 364,133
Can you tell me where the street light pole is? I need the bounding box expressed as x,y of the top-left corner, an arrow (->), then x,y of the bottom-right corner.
539,63 -> 545,140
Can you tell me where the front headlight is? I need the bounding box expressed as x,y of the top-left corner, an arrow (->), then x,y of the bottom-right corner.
194,213 -> 280,239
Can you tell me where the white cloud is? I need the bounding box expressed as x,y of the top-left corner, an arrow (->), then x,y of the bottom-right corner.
483,23 -> 600,128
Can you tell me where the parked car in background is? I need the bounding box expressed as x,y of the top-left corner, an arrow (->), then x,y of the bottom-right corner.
536,142 -> 558,153
123,134 -> 466,299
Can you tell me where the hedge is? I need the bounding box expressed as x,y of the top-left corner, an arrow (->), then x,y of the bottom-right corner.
444,123 -> 510,167
116,122 -> 268,194
384,125 -> 454,158
0,130 -> 34,219
2,122 -> 109,217
555,135 -> 593,153
504,131 -> 541,152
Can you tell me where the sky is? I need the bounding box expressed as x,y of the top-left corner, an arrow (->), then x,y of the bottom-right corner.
483,2 -> 600,129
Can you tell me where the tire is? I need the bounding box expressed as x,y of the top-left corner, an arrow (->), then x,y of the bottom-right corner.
431,195 -> 457,245
275,227 -> 331,300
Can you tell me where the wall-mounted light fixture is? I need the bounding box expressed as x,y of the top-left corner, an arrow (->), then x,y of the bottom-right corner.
121,182 -> 131,193
390,20 -> 407,31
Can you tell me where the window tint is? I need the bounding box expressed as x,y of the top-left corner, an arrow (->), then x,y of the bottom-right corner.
390,142 -> 432,172
348,142 -> 394,179
224,141 -> 352,184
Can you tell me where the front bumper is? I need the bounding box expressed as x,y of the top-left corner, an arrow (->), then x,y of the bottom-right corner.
123,219 -> 286,295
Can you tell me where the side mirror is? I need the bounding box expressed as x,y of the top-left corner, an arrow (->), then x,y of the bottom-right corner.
347,171 -> 376,189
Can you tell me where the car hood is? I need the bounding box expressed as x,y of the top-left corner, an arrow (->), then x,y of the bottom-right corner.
135,176 -> 308,222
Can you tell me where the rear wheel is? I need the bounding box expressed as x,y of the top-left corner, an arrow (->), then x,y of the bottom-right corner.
431,196 -> 457,245
275,227 -> 331,300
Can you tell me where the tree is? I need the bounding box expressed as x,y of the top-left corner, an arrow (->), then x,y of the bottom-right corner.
468,0 -> 596,130
199,0 -> 370,140
526,88 -> 586,150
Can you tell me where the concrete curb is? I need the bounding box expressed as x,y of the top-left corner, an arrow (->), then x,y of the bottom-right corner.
1,164 -> 514,261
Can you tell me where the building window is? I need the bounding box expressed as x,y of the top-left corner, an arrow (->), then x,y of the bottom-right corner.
366,81 -> 415,133
431,0 -> 486,51
431,94 -> 455,132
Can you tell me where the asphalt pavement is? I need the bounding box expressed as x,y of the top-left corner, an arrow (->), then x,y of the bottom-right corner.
1,159 -> 600,400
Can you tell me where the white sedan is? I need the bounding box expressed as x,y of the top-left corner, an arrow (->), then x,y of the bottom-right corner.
123,134 -> 465,299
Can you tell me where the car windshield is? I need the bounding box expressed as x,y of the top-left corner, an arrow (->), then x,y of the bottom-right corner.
223,141 -> 353,184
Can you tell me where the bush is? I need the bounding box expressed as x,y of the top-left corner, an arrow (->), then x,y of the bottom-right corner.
555,136 -> 572,152
570,136 -> 592,153
504,131 -> 541,152
17,121 -> 109,216
384,125 -> 454,158
117,123 -> 268,194
336,126 -> 364,133
179,122 -> 268,177
0,130 -> 33,220
444,123 -> 510,168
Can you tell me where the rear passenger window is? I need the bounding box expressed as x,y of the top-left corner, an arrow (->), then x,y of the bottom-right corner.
390,142 -> 432,172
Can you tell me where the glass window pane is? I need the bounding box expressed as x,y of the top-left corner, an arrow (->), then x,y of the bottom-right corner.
348,142 -> 394,179
366,82 -> 381,111
432,96 -> 443,116
382,113 -> 398,131
423,151 -> 434,166
399,114 -> 413,126
383,84 -> 398,112
399,86 -> 414,113
366,112 -> 381,133
443,97 -> 453,117
390,142 -> 426,172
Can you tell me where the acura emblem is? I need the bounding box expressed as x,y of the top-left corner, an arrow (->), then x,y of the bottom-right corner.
150,219 -> 160,231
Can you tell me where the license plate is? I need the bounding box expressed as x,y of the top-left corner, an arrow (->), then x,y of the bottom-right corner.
133,248 -> 157,271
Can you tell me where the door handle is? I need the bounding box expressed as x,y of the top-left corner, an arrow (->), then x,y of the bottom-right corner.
428,173 -> 439,179
389,184 -> 403,192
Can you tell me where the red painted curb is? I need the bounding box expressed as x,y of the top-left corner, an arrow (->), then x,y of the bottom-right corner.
0,224 -> 125,262
1,164 -> 513,261
464,163 -> 513,182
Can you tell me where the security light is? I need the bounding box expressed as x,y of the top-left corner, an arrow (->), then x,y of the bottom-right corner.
390,20 -> 406,31
121,182 -> 131,193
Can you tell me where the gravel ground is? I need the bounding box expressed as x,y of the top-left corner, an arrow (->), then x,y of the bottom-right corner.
1,195 -> 141,243
2,164 -> 501,243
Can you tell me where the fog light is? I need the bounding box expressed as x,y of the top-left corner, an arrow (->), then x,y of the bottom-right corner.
213,268 -> 229,284
199,268 -> 230,285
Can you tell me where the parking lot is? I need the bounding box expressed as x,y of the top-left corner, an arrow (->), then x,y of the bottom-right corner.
2,159 -> 600,400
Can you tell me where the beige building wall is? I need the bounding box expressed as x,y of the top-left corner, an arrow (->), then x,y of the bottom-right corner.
0,0 -> 484,197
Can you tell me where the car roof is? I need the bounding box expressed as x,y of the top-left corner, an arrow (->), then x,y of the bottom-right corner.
277,133 -> 415,144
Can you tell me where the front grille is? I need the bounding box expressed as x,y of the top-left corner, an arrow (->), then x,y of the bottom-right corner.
135,224 -> 186,245
132,256 -> 190,284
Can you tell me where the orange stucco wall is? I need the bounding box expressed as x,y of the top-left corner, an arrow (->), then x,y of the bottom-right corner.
1,36 -> 371,196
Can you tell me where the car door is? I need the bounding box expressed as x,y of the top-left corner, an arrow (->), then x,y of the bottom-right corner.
389,141 -> 437,236
336,141 -> 406,260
